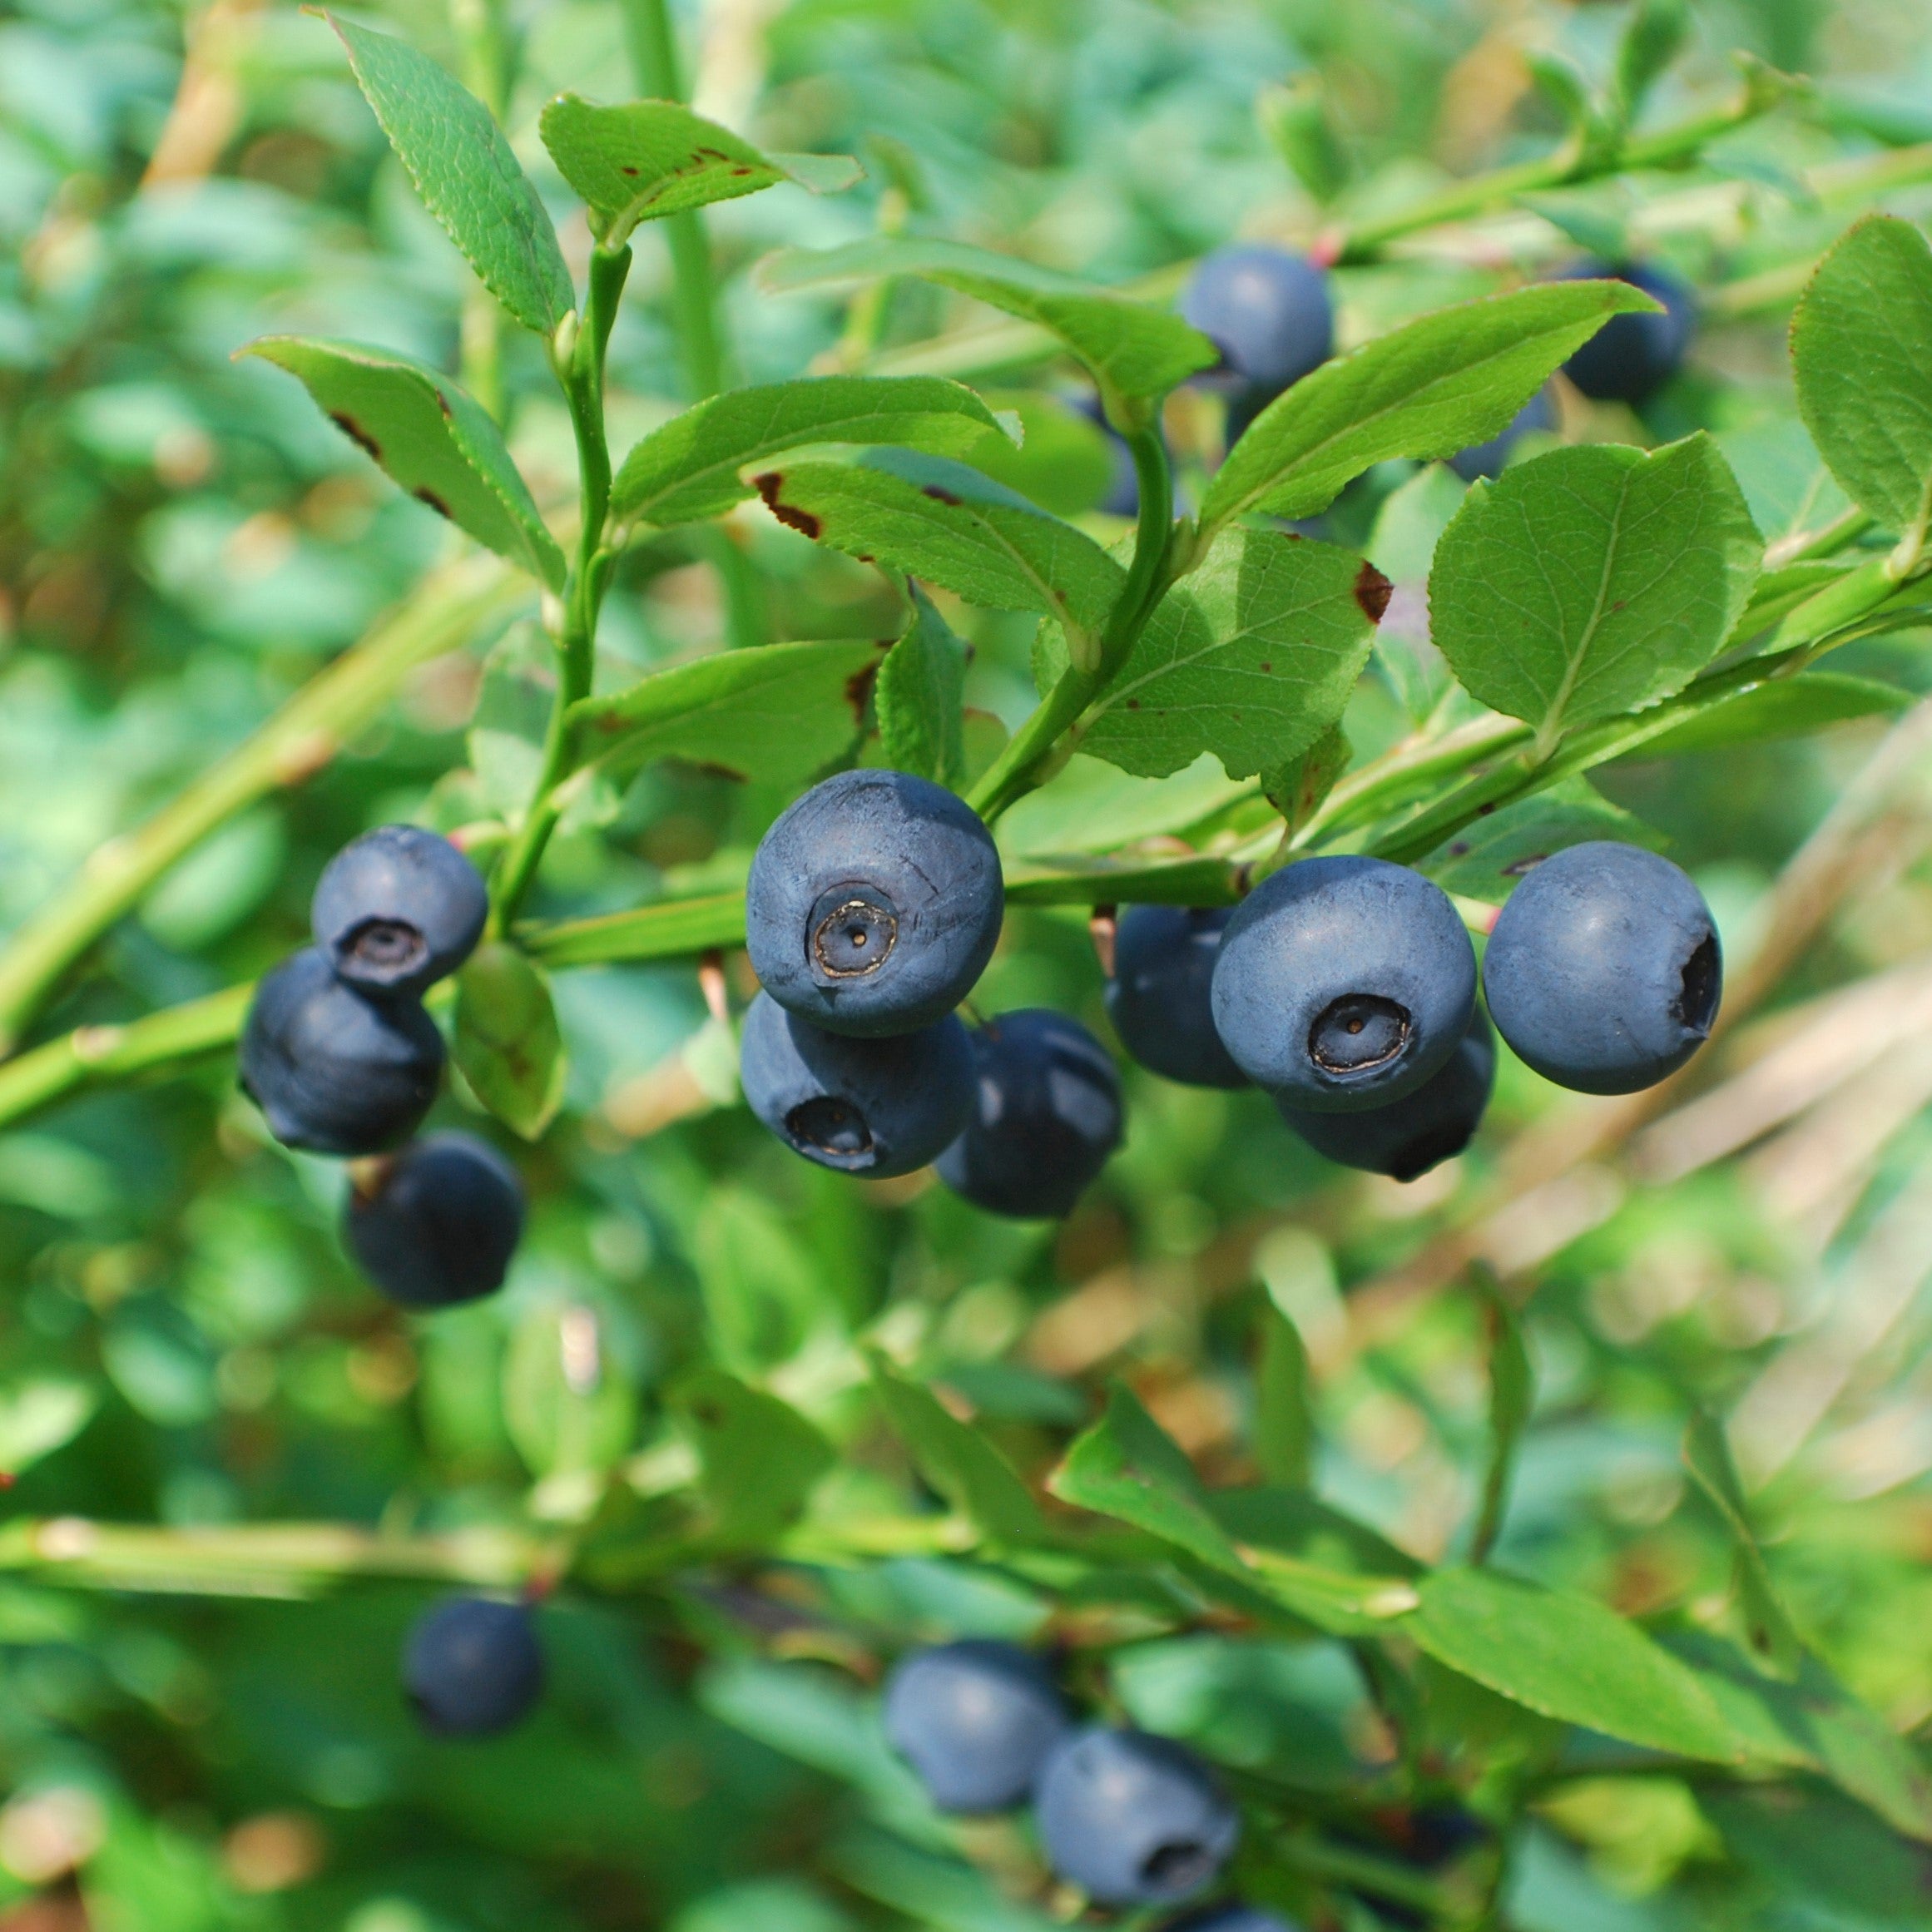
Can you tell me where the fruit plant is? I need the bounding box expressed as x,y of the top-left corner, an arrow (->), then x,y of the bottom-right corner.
4,1 -> 1932,1929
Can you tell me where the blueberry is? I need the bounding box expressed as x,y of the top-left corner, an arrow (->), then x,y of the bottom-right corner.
1558,262 -> 1696,405
935,1009 -> 1122,1218
345,1132 -> 525,1309
1181,245 -> 1333,438
1278,1008 -> 1494,1181
741,991 -> 975,1178
312,824 -> 488,998
883,1641 -> 1068,1813
1034,1726 -> 1239,1906
1107,906 -> 1250,1089
745,770 -> 1003,1038
1210,858 -> 1475,1112
240,948 -> 443,1155
1449,386 -> 1555,482
1482,841 -> 1720,1095
403,1595 -> 542,1738
1163,1907 -> 1302,1932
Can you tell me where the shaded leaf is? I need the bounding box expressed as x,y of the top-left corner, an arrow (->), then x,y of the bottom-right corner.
540,94 -> 857,245
869,1358 -> 1045,1546
1422,777 -> 1665,904
240,339 -> 565,589
324,13 -> 572,336
1682,1409 -> 1803,1681
1429,437 -> 1760,749
1262,721 -> 1350,835
610,376 -> 1006,527
453,942 -> 567,1141
1254,1306 -> 1313,1489
1469,1273 -> 1531,1564
1617,670 -> 1908,760
1200,280 -> 1658,532
671,1367 -> 833,1550
875,587 -> 968,788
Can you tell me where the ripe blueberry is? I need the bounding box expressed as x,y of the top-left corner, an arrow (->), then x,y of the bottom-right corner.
883,1641 -> 1068,1813
311,825 -> 488,999
1035,1726 -> 1239,1906
1107,905 -> 1250,1089
1278,1008 -> 1494,1181
1482,841 -> 1721,1095
745,770 -> 1003,1038
1181,245 -> 1333,440
1558,261 -> 1696,405
403,1595 -> 542,1737
1210,858 -> 1475,1112
935,1008 -> 1122,1218
240,947 -> 443,1155
1449,386 -> 1555,482
345,1132 -> 525,1309
1163,1908 -> 1301,1932
741,991 -> 975,1178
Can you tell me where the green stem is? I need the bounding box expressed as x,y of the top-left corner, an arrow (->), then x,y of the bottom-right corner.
968,426 -> 1174,820
488,245 -> 633,937
620,0 -> 766,650
0,558 -> 525,1058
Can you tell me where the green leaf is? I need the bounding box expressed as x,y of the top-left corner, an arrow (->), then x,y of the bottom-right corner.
0,1376 -> 97,1476
1612,670 -> 1909,760
538,94 -> 858,245
1402,1567 -> 1741,1761
1615,0 -> 1690,117
996,752 -> 1253,859
568,637 -> 880,786
323,13 -> 573,337
1791,215 -> 1932,537
760,450 -> 1124,649
671,1367 -> 833,1549
1429,437 -> 1761,750
694,1186 -> 834,1375
758,236 -> 1217,410
1199,279 -> 1659,532
240,339 -> 566,590
1683,1410 -> 1804,1681
610,376 -> 1007,527
1254,1307 -> 1313,1489
964,392 -> 1118,516
453,942 -> 567,1141
1261,721 -> 1350,835
1073,528 -> 1385,781
1422,778 -> 1665,904
1469,1274 -> 1531,1564
502,1302 -> 637,1483
1048,1382 -> 1246,1574
869,1358 -> 1045,1546
875,587 -> 968,788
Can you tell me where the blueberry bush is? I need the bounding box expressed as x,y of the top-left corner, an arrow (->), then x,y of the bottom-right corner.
4,1 -> 1932,1928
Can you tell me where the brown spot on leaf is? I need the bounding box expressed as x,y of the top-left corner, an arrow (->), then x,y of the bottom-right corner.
1127,698 -> 1141,710
435,389 -> 453,419
920,483 -> 963,506
414,487 -> 453,519
1259,661 -> 1272,673
1477,801 -> 1499,816
753,471 -> 822,539
620,165 -> 640,176
1353,559 -> 1394,624
329,413 -> 381,461
1449,840 -> 1470,856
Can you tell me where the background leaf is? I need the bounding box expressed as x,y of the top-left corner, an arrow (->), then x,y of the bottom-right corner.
672,1369 -> 833,1550
1429,436 -> 1761,746
1255,1308 -> 1313,1490
240,338 -> 565,588
875,587 -> 968,788
453,942 -> 567,1140
324,12 -> 573,336
869,1359 -> 1045,1546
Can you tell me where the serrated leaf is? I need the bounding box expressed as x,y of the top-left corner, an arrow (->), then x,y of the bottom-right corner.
568,637 -> 880,785
453,942 -> 567,1140
324,13 -> 573,337
1429,436 -> 1760,750
1469,1275 -> 1531,1564
1402,1567 -> 1741,1762
1200,280 -> 1659,532
760,450 -> 1124,646
1422,778 -> 1665,904
1791,215 -> 1932,537
1050,1382 -> 1246,1573
240,338 -> 565,589
1073,527 -> 1385,781
1683,1410 -> 1804,1681
1617,671 -> 1908,759
870,1358 -> 1045,1546
538,93 -> 858,245
1254,1307 -> 1312,1489
0,1378 -> 97,1476
875,587 -> 968,788
610,376 -> 1006,527
759,236 -> 1217,409
671,1367 -> 833,1550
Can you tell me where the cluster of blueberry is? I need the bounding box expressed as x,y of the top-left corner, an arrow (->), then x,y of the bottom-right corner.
1087,241 -> 1695,513
742,760 -> 1721,1203
884,1639 -> 1258,1915
238,825 -> 525,1307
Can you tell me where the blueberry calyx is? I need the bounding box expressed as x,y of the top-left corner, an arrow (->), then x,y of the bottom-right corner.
1309,993 -> 1410,1074
810,888 -> 899,980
